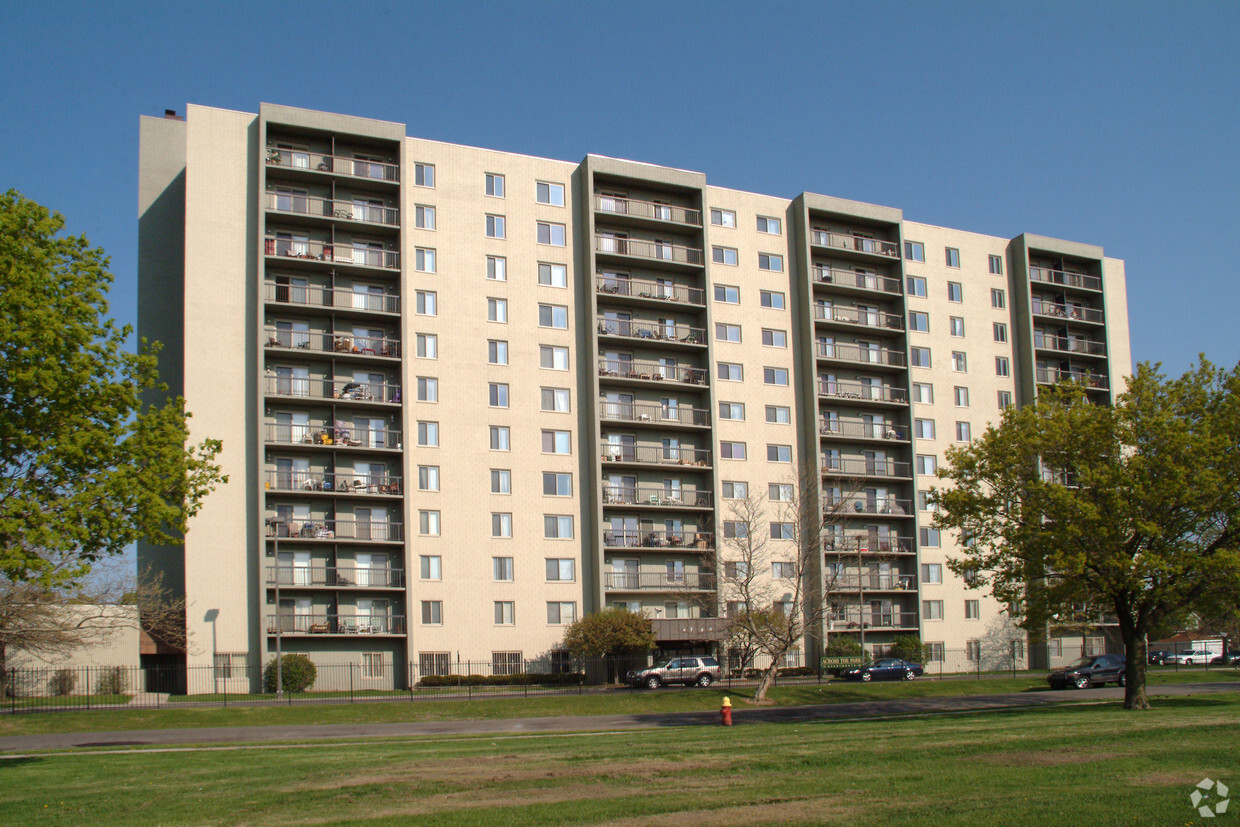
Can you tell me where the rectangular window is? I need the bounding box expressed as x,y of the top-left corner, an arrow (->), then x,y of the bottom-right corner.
921,563 -> 943,584
995,356 -> 1010,377
538,304 -> 569,329
415,248 -> 436,273
914,418 -> 936,439
772,561 -> 795,579
947,282 -> 963,302
910,347 -> 932,368
965,600 -> 980,619
951,352 -> 968,373
414,163 -> 435,188
967,640 -> 981,661
545,558 -> 575,581
414,204 -> 436,230
955,421 -> 972,441
923,600 -> 944,620
767,443 -> 792,463
988,254 -> 1003,275
491,512 -> 512,538
415,290 -> 437,316
419,510 -> 441,536
488,339 -> 508,365
913,383 -> 934,404
954,386 -> 969,407
416,333 -> 438,359
945,248 -> 960,268
542,472 -> 573,496
546,602 -> 577,624
722,481 -> 748,499
769,483 -> 793,502
485,173 -> 505,198
715,323 -> 742,342
536,181 -> 565,206
758,253 -> 783,272
991,288 -> 1005,309
540,387 -> 570,412
416,377 -> 438,403
763,367 -> 789,386
540,345 -> 570,370
713,284 -> 740,304
997,390 -> 1013,409
761,329 -> 787,348
417,421 -> 439,447
490,469 -> 511,494
918,491 -> 937,512
717,362 -> 743,381
487,297 -> 507,323
919,526 -> 941,546
950,316 -> 965,337
541,430 -> 572,454
770,522 -> 795,540
489,425 -> 510,451
492,651 -> 523,675
904,241 -> 925,262
756,216 -> 781,234
537,222 -> 566,246
723,521 -> 748,539
419,555 -> 441,580
712,246 -> 738,266
710,208 -> 736,227
720,441 -> 747,460
993,323 -> 1008,343
718,401 -> 745,420
420,600 -> 442,624
760,290 -> 785,309
543,515 -> 573,539
485,214 -> 506,239
493,556 -> 514,581
906,276 -> 927,297
494,601 -> 515,625
927,643 -> 946,663
538,262 -> 567,287
908,311 -> 929,332
765,405 -> 791,424
487,382 -> 510,408
916,455 -> 938,476
417,465 -> 440,491
487,255 -> 507,281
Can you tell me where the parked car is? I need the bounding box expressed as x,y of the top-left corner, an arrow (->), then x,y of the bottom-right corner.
1047,654 -> 1127,689
1169,649 -> 1215,665
627,656 -> 721,689
1210,650 -> 1240,665
1148,650 -> 1175,665
839,658 -> 924,682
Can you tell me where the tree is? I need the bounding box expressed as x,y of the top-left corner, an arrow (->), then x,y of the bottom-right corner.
0,190 -> 225,667
933,360 -> 1240,710
560,607 -> 654,659
264,653 -> 316,693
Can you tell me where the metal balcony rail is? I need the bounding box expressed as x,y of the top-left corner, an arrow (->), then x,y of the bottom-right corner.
598,358 -> 708,386
264,282 -> 401,314
823,536 -> 915,554
818,379 -> 908,404
265,192 -> 399,226
603,530 -> 714,549
594,195 -> 702,226
266,147 -> 399,182
266,565 -> 405,588
264,328 -> 400,358
600,443 -> 712,466
820,457 -> 912,478
595,235 -> 704,265
603,485 -> 713,508
267,518 -> 404,542
810,231 -> 899,258
265,470 -> 403,495
599,400 -> 711,427
819,419 -> 908,441
263,376 -> 402,404
1029,266 -> 1102,292
596,317 -> 705,344
265,423 -> 401,449
264,237 -> 400,270
814,266 -> 902,294
1033,335 -> 1107,356
823,496 -> 913,516
816,342 -> 906,367
1036,368 -> 1110,389
1030,300 -> 1105,323
265,614 -> 406,634
603,572 -> 717,591
813,304 -> 904,330
828,611 -> 918,630
595,275 -> 704,305
831,574 -> 917,591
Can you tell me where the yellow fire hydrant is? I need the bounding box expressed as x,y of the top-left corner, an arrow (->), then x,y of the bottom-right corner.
721,696 -> 732,726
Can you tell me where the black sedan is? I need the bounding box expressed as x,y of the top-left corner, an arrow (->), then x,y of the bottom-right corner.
1048,654 -> 1126,689
1148,650 -> 1174,665
839,658 -> 924,682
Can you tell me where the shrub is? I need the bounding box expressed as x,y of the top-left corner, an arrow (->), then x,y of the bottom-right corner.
96,666 -> 128,696
888,634 -> 928,665
264,653 -> 317,693
49,669 -> 78,696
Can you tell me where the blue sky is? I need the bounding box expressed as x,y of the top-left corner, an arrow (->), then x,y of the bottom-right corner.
2,0 -> 1237,374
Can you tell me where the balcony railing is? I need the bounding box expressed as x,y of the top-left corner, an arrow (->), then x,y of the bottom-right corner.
264,423 -> 401,450
604,572 -> 716,591
814,266 -> 902,294
598,358 -> 708,386
266,565 -> 405,588
828,611 -> 918,631
1029,266 -> 1102,292
264,282 -> 401,314
820,457 -> 912,479
266,148 -> 399,183
265,470 -> 403,496
265,192 -> 399,226
599,400 -> 711,427
596,275 -> 704,305
823,496 -> 913,516
818,379 -> 908,404
810,231 -> 899,258
266,518 -> 404,542
264,238 -> 399,270
1031,300 -> 1105,324
263,377 -> 401,404
823,536 -> 915,554
265,328 -> 400,358
596,317 -> 705,344
817,342 -> 906,368
603,530 -> 714,550
595,236 -> 704,265
594,195 -> 702,226
820,419 -> 908,441
1036,368 -> 1110,390
813,304 -> 904,331
600,443 -> 712,467
831,574 -> 917,591
603,486 -> 713,508
265,614 -> 406,635
1033,335 -> 1107,356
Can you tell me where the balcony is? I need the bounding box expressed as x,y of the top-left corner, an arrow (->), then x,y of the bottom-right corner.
603,485 -> 713,509
266,148 -> 399,183
828,611 -> 918,631
1033,335 -> 1107,358
831,574 -> 917,591
596,275 -> 704,306
818,379 -> 908,406
819,418 -> 908,443
266,565 -> 405,588
814,304 -> 904,332
265,470 -> 403,496
595,236 -> 704,268
265,192 -> 399,227
604,572 -> 716,591
821,457 -> 912,480
265,614 -> 406,635
263,377 -> 401,405
266,518 -> 404,543
594,195 -> 702,227
1036,367 -> 1110,390
823,496 -> 913,517
600,443 -> 711,468
264,282 -> 400,316
1029,266 -> 1102,292
264,237 -> 399,271
599,400 -> 711,428
1031,300 -> 1105,325
824,535 -> 915,555
265,328 -> 400,359
814,266 -> 902,295
810,231 -> 899,258
596,317 -> 705,347
264,423 -> 401,451
817,342 -> 906,370
598,358 -> 708,387
604,530 -> 714,550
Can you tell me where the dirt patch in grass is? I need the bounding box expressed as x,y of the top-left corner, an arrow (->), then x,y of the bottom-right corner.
600,793 -> 906,826
968,747 -> 1130,767
1129,770 -> 1209,787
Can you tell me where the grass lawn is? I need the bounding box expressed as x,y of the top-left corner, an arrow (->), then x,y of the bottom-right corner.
0,694 -> 1235,825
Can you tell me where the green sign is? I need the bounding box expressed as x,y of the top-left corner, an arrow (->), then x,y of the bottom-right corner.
820,656 -> 864,669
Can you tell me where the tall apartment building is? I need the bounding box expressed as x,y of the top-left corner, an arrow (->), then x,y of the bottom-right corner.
138,103 -> 1131,687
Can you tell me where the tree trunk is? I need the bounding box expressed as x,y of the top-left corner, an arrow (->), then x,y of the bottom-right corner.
1122,626 -> 1150,710
753,662 -> 779,703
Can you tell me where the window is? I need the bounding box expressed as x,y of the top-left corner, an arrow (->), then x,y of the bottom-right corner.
758,253 -> 783,272
537,221 -> 566,246
726,600 -> 748,618
420,555 -> 441,580
997,390 -> 1013,409
415,248 -> 436,273
541,429 -> 571,454
487,340 -> 508,365
414,163 -> 435,188
991,288 -> 1005,309
417,465 -> 440,491
926,642 -> 946,663
951,352 -> 967,373
493,556 -> 514,581
416,333 -> 438,359
717,362 -> 743,381
485,214 -> 506,239
918,491 -> 937,512
541,387 -> 570,412
919,526 -> 941,546
966,640 -> 981,661
965,600 -> 980,620
416,376 -> 438,403
769,483 -> 793,502
538,262 -> 567,287
955,421 -> 972,441
489,425 -> 510,451
912,383 -> 934,404
488,382 -> 509,408
718,401 -> 745,420
419,510 -> 441,536
487,297 -> 507,323
538,304 -> 568,329
485,173 -> 505,198
419,652 -> 451,676
921,563 -> 943,584
722,480 -> 748,499
540,345 -> 569,370
542,472 -> 573,496
993,323 -> 1008,343
360,653 -> 385,679
723,521 -> 748,539
916,455 -> 938,475
762,329 -> 787,348
767,443 -> 792,462
712,246 -> 738,266
490,469 -> 511,495
914,419 -> 936,439
544,515 -> 574,539
710,208 -> 736,227
954,386 -> 969,407
494,601 -> 514,625
536,181 -> 565,206
414,204 -> 436,230
906,276 -> 927,297
491,512 -> 512,538
904,241 -> 925,262
950,317 -> 965,337
995,356 -> 1010,377
546,602 -> 577,624
716,323 -> 742,343
415,290 -> 437,315
719,441 -> 747,460
923,600 -> 944,620
770,522 -> 795,539
487,255 -> 507,281
947,282 -> 963,302
988,254 -> 1003,275
764,367 -> 789,386
945,248 -> 960,268
765,405 -> 790,424
417,421 -> 439,447
546,558 -> 575,581
756,215 -> 781,234
910,347 -> 932,368
908,311 -> 929,332
420,600 -> 442,624
772,561 -> 795,579
760,290 -> 785,309
713,284 -> 739,304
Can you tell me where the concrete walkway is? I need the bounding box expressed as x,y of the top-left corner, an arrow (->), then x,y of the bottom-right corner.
1,681 -> 1235,754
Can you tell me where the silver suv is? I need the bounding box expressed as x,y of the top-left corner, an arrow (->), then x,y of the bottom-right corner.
628,656 -> 721,688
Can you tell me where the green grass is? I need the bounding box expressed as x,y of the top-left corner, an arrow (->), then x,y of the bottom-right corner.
1,694 -> 1236,825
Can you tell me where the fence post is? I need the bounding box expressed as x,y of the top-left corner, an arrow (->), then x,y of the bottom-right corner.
350,663 -> 355,703
977,646 -> 982,680
86,666 -> 91,711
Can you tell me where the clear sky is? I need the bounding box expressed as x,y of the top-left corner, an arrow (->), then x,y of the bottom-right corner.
2,0 -> 1237,375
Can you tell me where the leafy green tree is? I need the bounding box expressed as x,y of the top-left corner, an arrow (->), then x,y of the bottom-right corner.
888,634 -> 928,665
933,360 -> 1240,709
264,653 -> 316,693
561,608 -> 654,660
